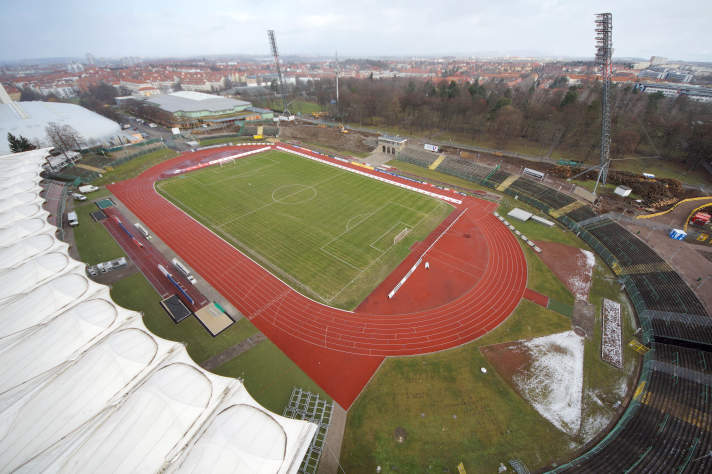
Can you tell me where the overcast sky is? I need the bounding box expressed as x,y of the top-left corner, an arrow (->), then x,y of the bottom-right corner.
1,0 -> 711,62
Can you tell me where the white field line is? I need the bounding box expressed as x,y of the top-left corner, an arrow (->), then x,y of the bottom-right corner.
319,201 -> 391,251
388,207 -> 467,299
319,246 -> 366,272
218,170 -> 343,228
157,186 -> 221,229
205,160 -> 279,184
277,145 -> 462,205
370,221 -> 409,252
327,201 -> 443,303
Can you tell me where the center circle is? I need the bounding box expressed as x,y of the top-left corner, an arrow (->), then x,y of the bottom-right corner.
272,184 -> 318,204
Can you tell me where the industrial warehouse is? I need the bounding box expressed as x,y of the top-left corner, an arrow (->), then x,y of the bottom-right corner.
131,90 -> 273,128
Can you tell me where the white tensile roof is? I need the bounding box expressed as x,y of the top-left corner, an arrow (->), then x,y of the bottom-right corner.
0,101 -> 123,154
0,148 -> 316,474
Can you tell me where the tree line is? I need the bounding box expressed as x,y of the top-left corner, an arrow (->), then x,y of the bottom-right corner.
310,76 -> 712,170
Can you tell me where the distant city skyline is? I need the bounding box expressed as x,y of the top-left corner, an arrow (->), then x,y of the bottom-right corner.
1,0 -> 711,62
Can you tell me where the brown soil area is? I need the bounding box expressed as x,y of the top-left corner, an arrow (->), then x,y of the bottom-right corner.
279,123 -> 375,155
480,341 -> 533,387
535,240 -> 593,302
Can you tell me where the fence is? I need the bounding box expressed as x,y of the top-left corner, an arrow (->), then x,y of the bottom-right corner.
56,184 -> 68,240
100,137 -> 162,154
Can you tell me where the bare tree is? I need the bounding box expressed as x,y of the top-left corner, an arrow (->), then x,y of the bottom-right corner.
45,122 -> 84,163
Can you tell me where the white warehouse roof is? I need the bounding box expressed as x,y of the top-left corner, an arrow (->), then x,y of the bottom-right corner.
145,91 -> 250,114
0,101 -> 123,154
0,148 -> 316,474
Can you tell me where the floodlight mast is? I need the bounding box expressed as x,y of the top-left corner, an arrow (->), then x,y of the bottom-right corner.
267,29 -> 288,115
594,12 -> 613,194
335,51 -> 340,117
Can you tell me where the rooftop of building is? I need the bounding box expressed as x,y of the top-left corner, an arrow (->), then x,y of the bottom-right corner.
145,91 -> 250,113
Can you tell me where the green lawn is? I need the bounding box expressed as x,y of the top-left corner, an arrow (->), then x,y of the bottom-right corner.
157,150 -> 451,309
497,198 -> 587,249
575,255 -> 640,450
212,340 -> 330,413
341,301 -> 575,473
341,253 -> 640,473
94,148 -> 177,185
264,99 -> 324,115
71,201 -> 125,264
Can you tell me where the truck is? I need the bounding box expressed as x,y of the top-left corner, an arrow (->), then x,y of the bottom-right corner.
78,185 -> 99,193
172,257 -> 197,284
67,211 -> 78,227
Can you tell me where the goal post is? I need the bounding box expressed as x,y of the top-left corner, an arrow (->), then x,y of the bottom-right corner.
393,227 -> 410,245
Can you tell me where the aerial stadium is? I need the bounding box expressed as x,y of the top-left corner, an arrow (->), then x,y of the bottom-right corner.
1,12 -> 711,474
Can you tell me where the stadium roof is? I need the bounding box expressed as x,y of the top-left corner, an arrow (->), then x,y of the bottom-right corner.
146,91 -> 251,113
0,148 -> 316,473
0,101 -> 123,154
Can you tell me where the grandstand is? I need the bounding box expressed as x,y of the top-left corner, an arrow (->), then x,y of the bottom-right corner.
555,343 -> 712,472
397,152 -> 712,470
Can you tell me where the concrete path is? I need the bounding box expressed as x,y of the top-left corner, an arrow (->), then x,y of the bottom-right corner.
200,333 -> 266,370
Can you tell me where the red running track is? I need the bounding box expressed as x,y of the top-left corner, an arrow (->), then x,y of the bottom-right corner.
108,144 -> 527,408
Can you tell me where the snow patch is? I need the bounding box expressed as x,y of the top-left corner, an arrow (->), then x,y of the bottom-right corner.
601,298 -> 623,368
580,411 -> 612,443
513,330 -> 585,436
568,249 -> 595,302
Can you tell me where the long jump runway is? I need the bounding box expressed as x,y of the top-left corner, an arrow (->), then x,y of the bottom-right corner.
108,144 -> 527,408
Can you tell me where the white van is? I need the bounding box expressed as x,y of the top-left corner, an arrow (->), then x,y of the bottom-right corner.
172,257 -> 197,284
67,211 -> 78,226
78,185 -> 99,193
134,222 -> 151,239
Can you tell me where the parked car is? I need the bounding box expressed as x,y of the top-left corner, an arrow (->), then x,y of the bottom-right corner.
72,193 -> 87,201
111,257 -> 128,269
67,211 -> 78,226
78,185 -> 99,193
86,266 -> 98,276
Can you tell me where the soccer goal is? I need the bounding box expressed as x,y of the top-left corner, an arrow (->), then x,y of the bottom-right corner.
393,227 -> 411,245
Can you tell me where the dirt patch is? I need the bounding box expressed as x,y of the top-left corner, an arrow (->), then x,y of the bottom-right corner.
535,241 -> 594,302
279,123 -> 374,155
572,301 -> 595,339
481,341 -> 533,383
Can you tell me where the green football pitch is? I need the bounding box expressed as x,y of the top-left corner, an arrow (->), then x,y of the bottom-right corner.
157,150 -> 453,309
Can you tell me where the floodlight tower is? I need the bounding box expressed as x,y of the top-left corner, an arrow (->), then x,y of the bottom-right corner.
335,51 -> 340,117
267,29 -> 287,115
594,12 -> 613,193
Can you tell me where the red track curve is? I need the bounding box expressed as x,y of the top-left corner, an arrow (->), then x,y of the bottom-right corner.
108,144 -> 527,408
